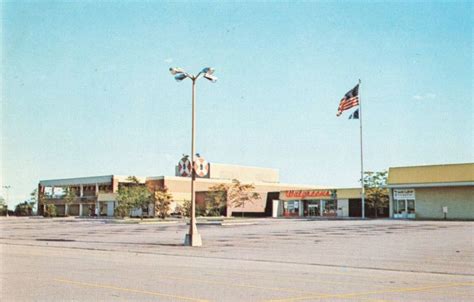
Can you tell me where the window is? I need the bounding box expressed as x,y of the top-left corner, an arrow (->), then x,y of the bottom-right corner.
394,199 -> 416,215
283,200 -> 300,216
323,200 -> 337,216
407,200 -> 415,214
396,200 -> 406,214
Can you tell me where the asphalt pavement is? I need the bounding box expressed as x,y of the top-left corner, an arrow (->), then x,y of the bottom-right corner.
1,217 -> 473,301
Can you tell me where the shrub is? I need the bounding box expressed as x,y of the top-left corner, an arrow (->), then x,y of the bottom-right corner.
44,204 -> 57,217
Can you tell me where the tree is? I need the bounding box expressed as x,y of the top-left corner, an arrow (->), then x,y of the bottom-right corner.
207,180 -> 260,218
153,186 -> 173,219
29,189 -> 38,214
115,176 -> 151,218
205,184 -> 228,216
0,196 -> 7,216
228,180 -> 260,217
44,204 -> 57,217
364,171 -> 389,218
63,187 -> 76,216
177,199 -> 191,217
14,201 -> 33,216
33,188 -> 49,217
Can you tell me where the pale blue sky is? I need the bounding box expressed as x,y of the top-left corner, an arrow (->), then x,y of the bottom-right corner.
1,1 -> 473,207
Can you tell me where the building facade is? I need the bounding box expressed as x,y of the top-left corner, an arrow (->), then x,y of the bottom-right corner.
275,188 -> 374,218
38,175 -> 146,217
387,163 -> 474,220
37,163 -> 314,217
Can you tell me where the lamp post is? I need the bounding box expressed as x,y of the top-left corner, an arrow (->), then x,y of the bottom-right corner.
170,67 -> 217,247
2,185 -> 11,216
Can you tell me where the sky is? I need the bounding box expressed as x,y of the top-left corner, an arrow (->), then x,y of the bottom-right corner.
1,1 -> 472,208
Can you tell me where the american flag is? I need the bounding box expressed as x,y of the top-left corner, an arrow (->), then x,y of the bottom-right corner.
336,84 -> 359,116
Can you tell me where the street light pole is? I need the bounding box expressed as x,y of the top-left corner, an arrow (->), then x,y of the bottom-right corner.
170,67 -> 217,247
187,78 -> 201,246
3,185 -> 11,217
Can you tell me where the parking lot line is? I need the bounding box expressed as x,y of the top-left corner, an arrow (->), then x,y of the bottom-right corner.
54,278 -> 209,302
424,289 -> 474,299
263,281 -> 474,301
163,274 -> 312,294
202,270 -> 399,289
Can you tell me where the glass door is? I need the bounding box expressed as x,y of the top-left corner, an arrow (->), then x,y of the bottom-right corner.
308,204 -> 319,216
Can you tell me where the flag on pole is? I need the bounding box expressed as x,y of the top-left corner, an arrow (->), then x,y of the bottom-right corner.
336,84 -> 359,116
349,109 -> 359,119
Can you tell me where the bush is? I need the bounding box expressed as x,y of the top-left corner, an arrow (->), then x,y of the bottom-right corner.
0,206 -> 7,216
180,200 -> 192,217
153,187 -> 172,219
14,202 -> 33,216
114,204 -> 130,218
44,204 -> 57,217
196,203 -> 207,217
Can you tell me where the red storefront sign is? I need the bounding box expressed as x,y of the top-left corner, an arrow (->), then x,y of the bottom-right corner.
285,190 -> 331,199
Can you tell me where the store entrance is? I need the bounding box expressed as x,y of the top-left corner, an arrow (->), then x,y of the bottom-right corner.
308,204 -> 319,216
305,201 -> 320,217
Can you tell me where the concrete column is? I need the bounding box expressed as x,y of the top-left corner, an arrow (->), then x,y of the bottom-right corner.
107,201 -> 115,217
79,203 -> 83,216
95,183 -> 99,196
112,178 -> 119,193
298,201 -> 304,217
388,189 -> 394,218
95,201 -> 100,216
65,203 -> 69,216
320,200 -> 324,216
37,184 -> 43,216
272,200 -> 279,218
80,184 -> 84,197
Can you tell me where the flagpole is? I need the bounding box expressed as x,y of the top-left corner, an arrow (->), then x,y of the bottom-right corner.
358,79 -> 365,219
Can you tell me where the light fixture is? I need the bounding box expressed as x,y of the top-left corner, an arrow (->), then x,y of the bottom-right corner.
203,73 -> 218,83
169,67 -> 185,75
174,73 -> 188,81
201,67 -> 215,75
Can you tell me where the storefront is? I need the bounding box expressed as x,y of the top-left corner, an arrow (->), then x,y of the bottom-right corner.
391,189 -> 416,219
277,188 -> 362,218
387,163 -> 474,220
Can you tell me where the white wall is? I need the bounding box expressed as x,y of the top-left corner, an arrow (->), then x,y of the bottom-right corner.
337,199 -> 349,217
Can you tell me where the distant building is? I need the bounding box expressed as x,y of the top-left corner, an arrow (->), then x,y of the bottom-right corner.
39,161 -> 473,220
275,188 -> 381,218
37,163 -> 313,217
387,163 -> 474,220
38,175 -> 146,217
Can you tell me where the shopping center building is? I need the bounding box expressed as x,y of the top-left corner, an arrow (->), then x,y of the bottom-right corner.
387,163 -> 474,220
37,161 -> 473,220
37,163 -> 315,217
275,188 -> 377,218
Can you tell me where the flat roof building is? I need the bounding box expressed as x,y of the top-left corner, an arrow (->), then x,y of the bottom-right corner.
37,163 -> 314,218
387,163 -> 474,220
37,161 -> 473,220
38,175 -> 146,217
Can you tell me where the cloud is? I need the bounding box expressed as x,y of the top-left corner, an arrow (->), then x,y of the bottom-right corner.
164,58 -> 173,64
413,93 -> 436,100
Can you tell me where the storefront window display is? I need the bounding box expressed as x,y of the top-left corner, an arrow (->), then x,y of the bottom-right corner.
323,200 -> 337,216
283,200 -> 300,216
394,200 -> 405,214
393,189 -> 416,218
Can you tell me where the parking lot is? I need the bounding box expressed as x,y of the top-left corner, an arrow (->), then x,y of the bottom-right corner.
1,217 -> 473,301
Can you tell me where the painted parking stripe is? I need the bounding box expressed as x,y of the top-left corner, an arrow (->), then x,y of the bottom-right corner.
264,281 -> 474,301
54,278 -> 208,302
